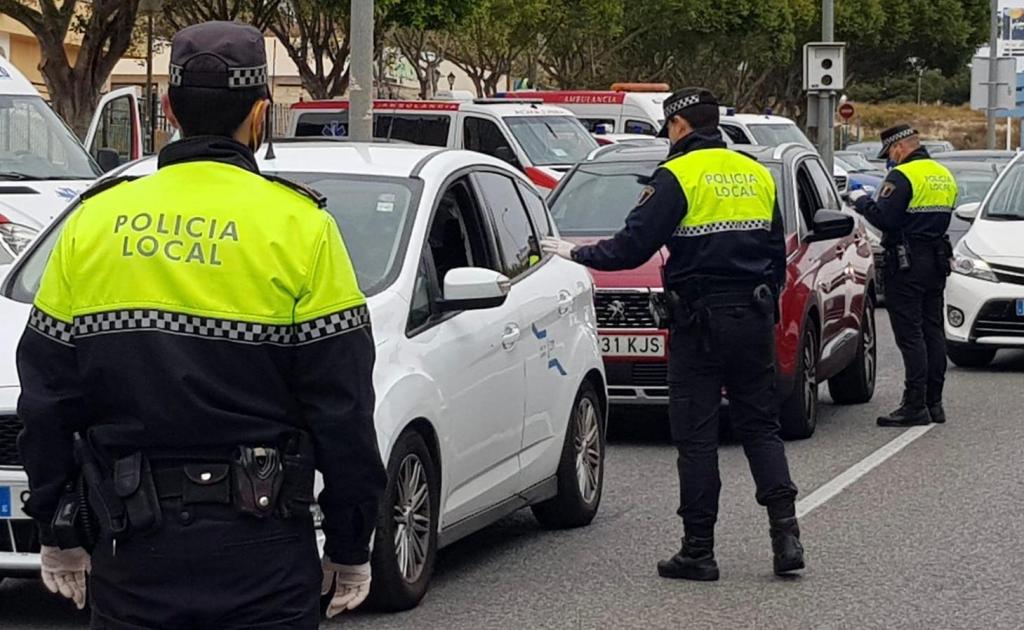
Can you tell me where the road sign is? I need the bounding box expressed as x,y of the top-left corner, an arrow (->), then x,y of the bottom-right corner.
838,102 -> 855,120
970,55 -> 1016,112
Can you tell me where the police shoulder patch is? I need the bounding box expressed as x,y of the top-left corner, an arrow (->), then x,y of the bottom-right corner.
880,182 -> 896,199
263,174 -> 327,209
636,185 -> 656,206
80,175 -> 139,201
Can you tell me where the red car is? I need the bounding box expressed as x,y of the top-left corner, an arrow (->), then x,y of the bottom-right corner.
548,143 -> 877,438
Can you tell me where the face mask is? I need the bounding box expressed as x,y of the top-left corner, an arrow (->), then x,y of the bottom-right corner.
886,158 -> 896,170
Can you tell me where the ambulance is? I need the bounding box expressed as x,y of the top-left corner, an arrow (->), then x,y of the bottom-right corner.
287,96 -> 598,195
502,83 -> 672,136
0,55 -> 143,257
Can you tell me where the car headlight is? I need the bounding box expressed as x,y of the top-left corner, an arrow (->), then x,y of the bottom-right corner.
0,215 -> 38,256
952,240 -> 998,282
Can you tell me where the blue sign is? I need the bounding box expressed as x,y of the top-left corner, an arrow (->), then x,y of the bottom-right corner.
0,486 -> 11,518
997,72 -> 1024,118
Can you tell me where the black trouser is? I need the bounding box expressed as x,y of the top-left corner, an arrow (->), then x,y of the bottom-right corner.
667,303 -> 798,538
89,503 -> 320,630
883,243 -> 948,406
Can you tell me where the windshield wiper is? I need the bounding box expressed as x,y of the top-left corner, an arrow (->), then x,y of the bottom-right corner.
0,172 -> 33,180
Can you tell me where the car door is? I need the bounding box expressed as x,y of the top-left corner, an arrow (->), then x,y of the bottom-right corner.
84,87 -> 143,171
407,174 -> 526,526
793,157 -> 846,349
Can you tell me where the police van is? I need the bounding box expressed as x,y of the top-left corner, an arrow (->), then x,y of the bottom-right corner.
287,95 -> 598,195
0,55 -> 143,261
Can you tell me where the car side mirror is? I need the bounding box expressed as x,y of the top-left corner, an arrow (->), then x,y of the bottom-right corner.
493,146 -> 522,170
805,208 -> 854,243
95,148 -> 121,173
436,267 -> 511,312
954,202 -> 980,223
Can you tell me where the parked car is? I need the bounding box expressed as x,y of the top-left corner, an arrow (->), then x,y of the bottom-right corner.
0,55 -> 143,228
0,141 -> 607,609
921,139 -> 955,154
835,154 -> 884,196
547,142 -> 877,439
930,149 -> 1016,166
933,158 -> 1004,245
287,97 -> 599,196
944,153 -> 1024,368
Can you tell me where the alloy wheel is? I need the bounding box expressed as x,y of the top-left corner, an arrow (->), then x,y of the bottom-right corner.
803,334 -> 818,420
393,454 -> 431,583
574,396 -> 601,505
863,303 -> 877,388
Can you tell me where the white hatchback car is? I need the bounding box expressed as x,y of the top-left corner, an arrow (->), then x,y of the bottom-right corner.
0,141 -> 607,609
945,154 -> 1024,367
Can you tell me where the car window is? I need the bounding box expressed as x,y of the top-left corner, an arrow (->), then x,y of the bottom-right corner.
804,159 -> 841,210
794,162 -> 822,229
720,124 -> 751,144
427,177 -> 493,289
475,171 -> 539,278
516,180 -> 552,237
408,255 -> 435,331
375,114 -> 451,147
624,120 -> 657,135
294,111 -> 349,138
463,116 -> 517,165
0,95 -> 99,179
579,118 -> 616,133
88,94 -> 135,167
746,124 -> 814,149
504,116 -> 598,167
980,160 -> 1024,219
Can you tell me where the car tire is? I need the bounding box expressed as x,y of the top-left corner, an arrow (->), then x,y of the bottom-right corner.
366,430 -> 439,612
828,297 -> 877,404
780,323 -> 819,440
946,343 -> 997,368
531,381 -> 605,529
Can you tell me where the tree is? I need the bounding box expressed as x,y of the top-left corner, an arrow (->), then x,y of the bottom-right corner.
0,0 -> 142,137
162,0 -> 282,32
380,0 -> 474,98
268,0 -> 351,99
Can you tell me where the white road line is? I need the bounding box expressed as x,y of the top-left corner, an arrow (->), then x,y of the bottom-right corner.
796,424 -> 937,519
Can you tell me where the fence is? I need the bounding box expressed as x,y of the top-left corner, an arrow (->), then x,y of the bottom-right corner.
141,99 -> 294,154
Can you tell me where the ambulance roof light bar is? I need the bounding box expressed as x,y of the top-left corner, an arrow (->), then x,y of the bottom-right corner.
610,82 -> 671,93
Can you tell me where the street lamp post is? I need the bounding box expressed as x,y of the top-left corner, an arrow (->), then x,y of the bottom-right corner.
139,0 -> 162,154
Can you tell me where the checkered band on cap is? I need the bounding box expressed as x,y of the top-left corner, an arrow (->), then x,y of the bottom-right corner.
882,128 -> 916,150
664,94 -> 703,118
169,64 -> 184,87
228,66 -> 268,89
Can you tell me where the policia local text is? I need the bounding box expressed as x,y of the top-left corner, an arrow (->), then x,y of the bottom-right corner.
115,212 -> 239,266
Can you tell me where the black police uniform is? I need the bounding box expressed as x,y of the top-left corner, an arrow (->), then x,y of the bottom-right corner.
16,22 -> 386,629
851,134 -> 954,425
571,90 -> 802,579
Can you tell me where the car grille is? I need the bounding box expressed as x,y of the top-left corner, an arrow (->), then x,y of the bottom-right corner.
971,300 -> 1024,339
0,415 -> 23,466
594,291 -> 659,329
989,262 -> 1024,286
632,363 -> 668,386
834,175 -> 848,192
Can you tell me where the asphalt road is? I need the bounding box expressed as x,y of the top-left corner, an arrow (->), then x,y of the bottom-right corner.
3,313 -> 1023,629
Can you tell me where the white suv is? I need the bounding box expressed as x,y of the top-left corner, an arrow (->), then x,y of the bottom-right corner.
0,141 -> 607,609
944,153 -> 1024,367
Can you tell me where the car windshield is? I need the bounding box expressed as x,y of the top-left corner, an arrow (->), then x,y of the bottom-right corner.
4,173 -> 420,303
0,94 -> 100,180
549,160 -> 783,235
941,163 -> 999,205
846,143 -> 882,161
977,160 -> 1024,220
504,115 -> 599,166
836,152 -> 875,172
746,124 -> 814,149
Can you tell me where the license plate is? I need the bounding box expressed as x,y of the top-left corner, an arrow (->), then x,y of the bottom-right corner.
599,334 -> 666,358
1017,299 -> 1024,317
0,486 -> 10,518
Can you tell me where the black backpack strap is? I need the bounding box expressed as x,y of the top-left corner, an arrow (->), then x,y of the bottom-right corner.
263,174 -> 328,209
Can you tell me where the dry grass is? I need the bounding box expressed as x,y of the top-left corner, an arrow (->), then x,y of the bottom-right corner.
847,103 -> 1016,150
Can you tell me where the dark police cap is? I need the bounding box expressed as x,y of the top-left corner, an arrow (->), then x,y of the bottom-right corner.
656,88 -> 718,138
169,21 -> 267,91
877,124 -> 918,159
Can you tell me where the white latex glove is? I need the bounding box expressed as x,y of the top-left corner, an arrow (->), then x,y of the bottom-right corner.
540,237 -> 576,261
321,557 -> 371,618
40,545 -> 90,610
845,188 -> 869,205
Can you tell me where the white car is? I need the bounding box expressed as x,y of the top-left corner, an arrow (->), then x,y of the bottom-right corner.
944,154 -> 1024,367
0,141 -> 607,608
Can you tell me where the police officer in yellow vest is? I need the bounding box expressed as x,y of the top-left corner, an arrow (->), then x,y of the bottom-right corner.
16,22 -> 385,628
542,88 -> 804,580
847,125 -> 956,427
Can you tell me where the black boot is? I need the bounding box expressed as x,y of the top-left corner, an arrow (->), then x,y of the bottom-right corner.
770,517 -> 805,576
928,402 -> 946,424
657,536 -> 719,581
877,390 -> 930,427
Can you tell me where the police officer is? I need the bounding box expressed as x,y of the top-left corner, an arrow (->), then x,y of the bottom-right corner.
542,88 -> 803,580
17,22 -> 386,628
846,125 -> 956,426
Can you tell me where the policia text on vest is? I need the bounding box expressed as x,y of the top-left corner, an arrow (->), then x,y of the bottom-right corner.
115,212 -> 239,266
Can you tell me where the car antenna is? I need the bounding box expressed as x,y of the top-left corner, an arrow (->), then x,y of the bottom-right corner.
264,102 -> 277,160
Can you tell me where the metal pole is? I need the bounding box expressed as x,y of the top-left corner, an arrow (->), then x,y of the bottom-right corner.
145,11 -> 155,153
987,0 -> 999,150
350,0 -> 374,142
817,0 -> 835,172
